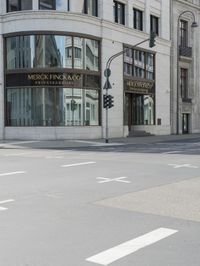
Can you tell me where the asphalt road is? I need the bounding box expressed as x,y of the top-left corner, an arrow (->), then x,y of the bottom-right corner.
0,137 -> 200,266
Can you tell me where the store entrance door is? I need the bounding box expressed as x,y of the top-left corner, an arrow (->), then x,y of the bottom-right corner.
182,113 -> 189,134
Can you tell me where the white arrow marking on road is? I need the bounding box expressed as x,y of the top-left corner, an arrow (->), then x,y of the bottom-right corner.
168,163 -> 198,169
61,162 -> 96,168
96,177 -> 131,184
0,199 -> 15,211
86,227 -> 178,265
0,171 -> 26,177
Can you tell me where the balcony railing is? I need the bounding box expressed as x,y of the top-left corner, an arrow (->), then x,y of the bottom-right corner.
179,46 -> 192,58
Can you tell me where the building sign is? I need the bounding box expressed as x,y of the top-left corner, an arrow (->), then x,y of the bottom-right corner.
6,72 -> 82,88
124,78 -> 155,94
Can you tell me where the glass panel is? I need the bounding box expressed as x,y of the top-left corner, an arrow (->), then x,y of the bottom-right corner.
56,0 -> 67,10
34,35 -> 65,68
39,0 -> 55,10
146,53 -> 154,80
74,37 -> 84,69
132,94 -> 154,125
85,0 -> 97,16
6,36 -> 35,69
6,88 -> 55,126
85,90 -> 99,125
134,50 -> 145,78
85,39 -> 99,71
65,36 -> 73,68
6,35 -> 99,70
7,0 -> 18,12
21,0 -> 32,10
56,88 -> 84,126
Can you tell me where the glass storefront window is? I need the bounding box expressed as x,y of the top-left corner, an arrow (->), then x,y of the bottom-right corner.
6,88 -> 99,127
6,35 -> 98,71
39,0 -> 55,9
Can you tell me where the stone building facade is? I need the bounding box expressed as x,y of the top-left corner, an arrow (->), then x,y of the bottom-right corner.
0,0 -> 171,140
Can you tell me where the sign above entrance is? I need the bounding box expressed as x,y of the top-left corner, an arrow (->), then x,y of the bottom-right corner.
124,79 -> 155,94
6,72 -> 82,88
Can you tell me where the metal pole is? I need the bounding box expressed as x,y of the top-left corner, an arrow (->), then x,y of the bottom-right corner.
104,37 -> 150,143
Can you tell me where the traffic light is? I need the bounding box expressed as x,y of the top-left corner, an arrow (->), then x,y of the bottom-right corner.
103,95 -> 109,108
149,31 -> 156,48
108,95 -> 114,108
103,95 -> 114,109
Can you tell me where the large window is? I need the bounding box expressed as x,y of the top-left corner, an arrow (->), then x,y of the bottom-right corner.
133,8 -> 143,31
150,15 -> 159,36
6,35 -> 99,71
84,0 -> 98,17
113,1 -> 125,25
7,0 -> 32,12
6,88 -> 99,126
124,48 -> 155,80
5,34 -> 100,127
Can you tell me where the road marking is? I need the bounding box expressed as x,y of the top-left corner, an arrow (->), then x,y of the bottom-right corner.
168,163 -> 198,169
46,156 -> 64,159
61,162 -> 96,168
96,177 -> 131,184
0,199 -> 15,211
0,171 -> 26,177
86,227 -> 178,265
5,152 -> 33,157
162,151 -> 180,154
72,140 -> 125,146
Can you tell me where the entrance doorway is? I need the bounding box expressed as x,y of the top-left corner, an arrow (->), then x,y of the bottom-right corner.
182,113 -> 189,134
124,93 -> 155,131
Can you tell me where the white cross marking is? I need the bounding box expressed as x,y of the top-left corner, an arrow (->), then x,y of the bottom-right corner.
96,177 -> 131,184
168,163 -> 199,169
0,199 -> 15,211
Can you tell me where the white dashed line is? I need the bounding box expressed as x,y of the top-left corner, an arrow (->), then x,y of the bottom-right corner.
61,162 -> 96,168
0,171 -> 26,177
86,228 -> 178,265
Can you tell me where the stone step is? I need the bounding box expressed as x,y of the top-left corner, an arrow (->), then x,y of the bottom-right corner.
128,130 -> 154,137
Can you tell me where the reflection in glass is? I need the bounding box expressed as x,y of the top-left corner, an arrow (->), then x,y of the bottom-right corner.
134,50 -> 145,78
7,0 -> 32,12
6,36 -> 35,69
146,53 -> 154,80
6,35 -> 99,71
6,88 -> 54,126
39,0 -> 55,9
84,0 -> 98,16
85,39 -> 99,71
6,88 -> 100,127
133,94 -> 154,125
73,37 -> 84,69
85,90 -> 99,125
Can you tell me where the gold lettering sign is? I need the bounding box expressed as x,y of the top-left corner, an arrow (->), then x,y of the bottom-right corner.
125,79 -> 155,94
27,73 -> 82,87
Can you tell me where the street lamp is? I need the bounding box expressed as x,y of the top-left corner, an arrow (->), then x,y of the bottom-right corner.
176,11 -> 198,135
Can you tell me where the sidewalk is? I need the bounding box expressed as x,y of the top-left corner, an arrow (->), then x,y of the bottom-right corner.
0,133 -> 200,150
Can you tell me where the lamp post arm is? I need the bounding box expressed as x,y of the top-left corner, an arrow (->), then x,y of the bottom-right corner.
106,38 -> 150,70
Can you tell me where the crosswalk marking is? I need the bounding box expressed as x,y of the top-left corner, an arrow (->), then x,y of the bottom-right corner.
86,228 -> 178,265
0,171 -> 26,177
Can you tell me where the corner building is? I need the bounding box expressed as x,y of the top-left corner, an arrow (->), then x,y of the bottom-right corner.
0,0 -> 171,140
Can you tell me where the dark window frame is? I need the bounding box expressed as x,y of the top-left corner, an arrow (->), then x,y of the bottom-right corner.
180,20 -> 188,47
180,68 -> 188,99
113,1 -> 125,25
150,15 -> 159,36
39,0 -> 56,10
84,0 -> 98,17
133,8 -> 143,31
7,0 -> 32,12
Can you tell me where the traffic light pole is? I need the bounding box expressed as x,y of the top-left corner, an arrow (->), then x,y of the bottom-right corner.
104,36 -> 153,143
